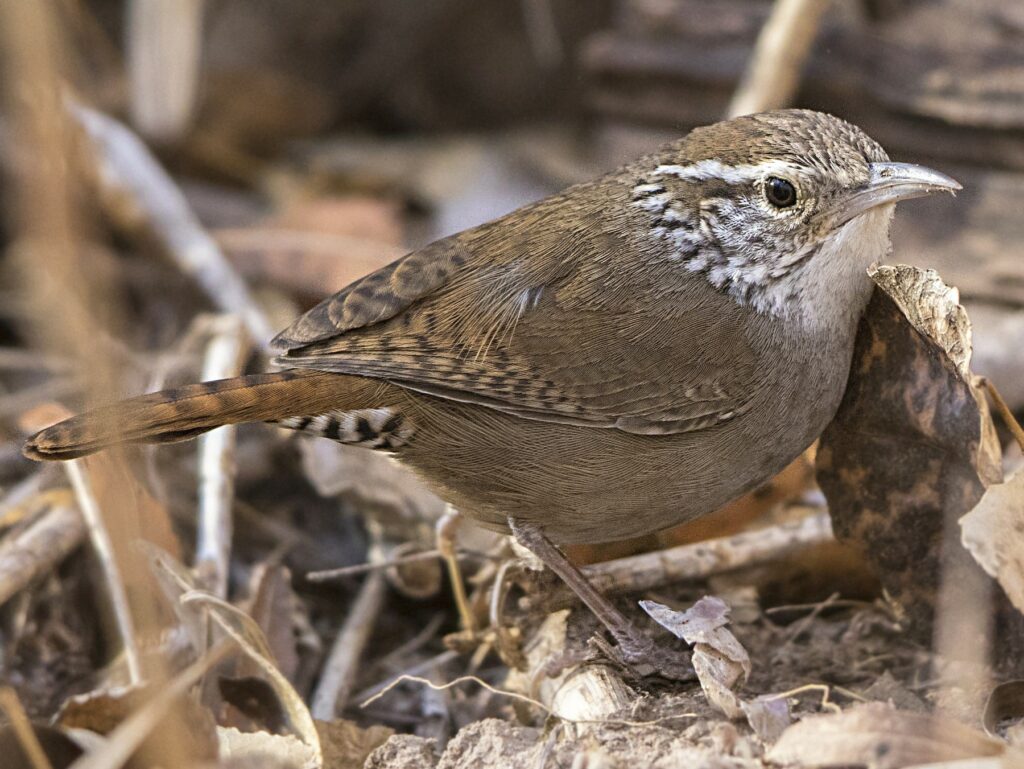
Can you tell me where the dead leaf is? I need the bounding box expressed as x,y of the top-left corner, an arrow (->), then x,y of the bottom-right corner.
315,719 -> 394,769
961,471 -> 1024,615
56,681 -> 219,763
984,680 -> 1024,740
244,563 -> 300,680
816,265 -> 1023,666
741,695 -> 791,743
869,263 -> 972,378
219,676 -> 289,734
218,726 -> 317,769
298,439 -> 444,542
767,703 -> 1007,768
641,597 -> 749,718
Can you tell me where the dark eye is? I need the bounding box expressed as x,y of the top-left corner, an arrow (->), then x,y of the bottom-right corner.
765,177 -> 797,208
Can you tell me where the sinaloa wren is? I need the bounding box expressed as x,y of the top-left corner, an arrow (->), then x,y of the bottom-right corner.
25,110 -> 960,678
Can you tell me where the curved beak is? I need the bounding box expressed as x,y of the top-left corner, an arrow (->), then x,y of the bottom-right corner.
831,162 -> 961,229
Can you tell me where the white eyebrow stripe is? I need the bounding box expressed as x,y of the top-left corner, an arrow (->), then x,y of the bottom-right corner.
652,159 -> 802,184
632,183 -> 666,195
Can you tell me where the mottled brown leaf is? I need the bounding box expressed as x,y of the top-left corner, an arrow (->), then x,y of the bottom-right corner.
817,267 -> 1024,669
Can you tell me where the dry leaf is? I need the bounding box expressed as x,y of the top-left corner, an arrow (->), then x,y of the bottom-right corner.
641,597 -> 749,718
56,681 -> 218,762
180,591 -> 322,760
961,471 -> 1024,615
816,265 -> 1022,665
218,727 -> 317,769
219,676 -> 289,733
869,264 -> 972,377
244,563 -> 301,680
767,703 -> 1006,768
984,681 -> 1024,740
315,719 -> 394,769
741,695 -> 791,743
146,550 -> 323,761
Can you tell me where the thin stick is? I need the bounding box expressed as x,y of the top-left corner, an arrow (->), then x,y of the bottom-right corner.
69,101 -> 275,349
195,315 -> 249,598
0,347 -> 72,372
310,570 -> 388,718
526,511 -> 833,612
127,0 -> 205,142
0,465 -> 62,523
307,549 -> 442,582
0,687 -> 54,769
66,460 -> 142,684
0,500 -> 86,607
727,0 -> 831,117
983,378 -> 1024,452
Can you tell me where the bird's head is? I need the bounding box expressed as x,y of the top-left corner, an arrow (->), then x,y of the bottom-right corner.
631,110 -> 960,324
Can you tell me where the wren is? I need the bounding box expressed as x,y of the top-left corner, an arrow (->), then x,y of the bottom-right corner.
25,110 -> 960,678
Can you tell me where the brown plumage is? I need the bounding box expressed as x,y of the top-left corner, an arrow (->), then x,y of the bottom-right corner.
25,110 -> 960,676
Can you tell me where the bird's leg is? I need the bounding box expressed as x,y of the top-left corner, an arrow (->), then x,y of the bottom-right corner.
437,505 -> 477,634
508,518 -> 692,681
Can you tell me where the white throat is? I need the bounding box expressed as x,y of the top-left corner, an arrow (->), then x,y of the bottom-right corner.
757,204 -> 894,331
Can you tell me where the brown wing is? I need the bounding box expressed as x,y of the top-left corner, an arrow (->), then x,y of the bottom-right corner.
274,182 -> 761,435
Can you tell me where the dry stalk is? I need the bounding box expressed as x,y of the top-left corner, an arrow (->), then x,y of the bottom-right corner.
66,460 -> 143,684
195,314 -> 250,598
727,0 -> 831,117
127,0 -> 205,143
0,686 -> 54,769
311,569 -> 388,718
0,497 -> 85,607
69,102 -> 275,348
526,510 -> 833,612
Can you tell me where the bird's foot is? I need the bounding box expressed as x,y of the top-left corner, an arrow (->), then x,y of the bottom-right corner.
590,633 -> 694,682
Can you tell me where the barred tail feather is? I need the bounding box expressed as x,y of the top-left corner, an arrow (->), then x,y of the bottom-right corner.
23,370 -> 375,461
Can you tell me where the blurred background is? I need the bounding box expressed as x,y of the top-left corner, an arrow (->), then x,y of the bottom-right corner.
0,0 -> 1023,763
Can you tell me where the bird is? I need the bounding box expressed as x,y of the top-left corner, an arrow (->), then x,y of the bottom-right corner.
24,109 -> 960,678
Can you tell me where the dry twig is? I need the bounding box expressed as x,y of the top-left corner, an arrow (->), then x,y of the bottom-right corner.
311,570 -> 388,718
0,497 -> 85,607
66,460 -> 143,684
526,511 -> 833,612
69,102 -> 275,348
727,0 -> 831,117
195,314 -> 250,598
0,687 -> 54,769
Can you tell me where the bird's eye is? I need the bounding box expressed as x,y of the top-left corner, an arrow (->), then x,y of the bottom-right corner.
764,177 -> 797,208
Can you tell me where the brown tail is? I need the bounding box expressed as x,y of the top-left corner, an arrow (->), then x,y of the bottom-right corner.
24,369 -> 376,461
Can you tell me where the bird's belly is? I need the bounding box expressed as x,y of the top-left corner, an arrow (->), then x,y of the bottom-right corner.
398,366 -> 846,545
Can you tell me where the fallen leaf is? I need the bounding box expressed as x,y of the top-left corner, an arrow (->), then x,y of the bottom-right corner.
56,681 -> 218,763
741,695 -> 791,743
218,726 -> 317,769
961,471 -> 1024,615
641,597 -> 749,718
315,719 -> 394,769
817,266 -> 1022,667
219,676 -> 289,734
984,680 -> 1024,739
244,563 -> 301,680
767,703 -> 1006,768
870,263 -> 972,377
